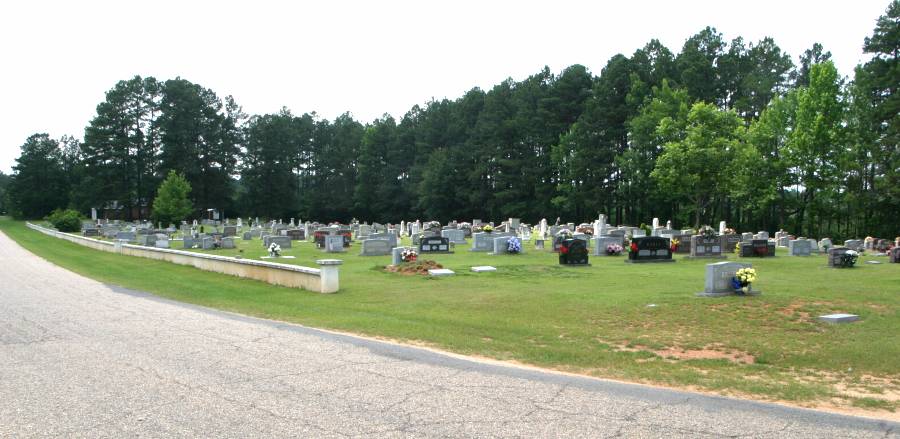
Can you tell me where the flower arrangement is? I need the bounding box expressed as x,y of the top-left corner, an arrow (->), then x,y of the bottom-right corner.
481,224 -> 494,233
507,237 -> 522,254
670,238 -> 680,252
840,250 -> 859,268
556,229 -> 573,239
401,248 -> 418,263
606,244 -> 623,255
731,267 -> 757,295
629,241 -> 638,253
268,243 -> 281,257
699,226 -> 717,239
723,227 -> 736,235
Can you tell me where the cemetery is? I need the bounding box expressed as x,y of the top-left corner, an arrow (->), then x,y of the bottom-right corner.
3,215 -> 900,414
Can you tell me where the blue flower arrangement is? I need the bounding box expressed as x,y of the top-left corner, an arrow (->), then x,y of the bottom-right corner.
507,237 -> 522,254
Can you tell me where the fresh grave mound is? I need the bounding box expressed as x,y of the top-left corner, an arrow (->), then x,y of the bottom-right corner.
385,260 -> 443,276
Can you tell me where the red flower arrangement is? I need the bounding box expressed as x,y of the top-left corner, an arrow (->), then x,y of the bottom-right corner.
630,242 -> 638,253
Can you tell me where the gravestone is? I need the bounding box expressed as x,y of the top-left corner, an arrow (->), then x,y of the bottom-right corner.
368,232 -> 398,248
264,235 -> 292,249
626,236 -> 675,263
843,239 -> 864,251
689,235 -> 724,259
221,237 -> 235,249
420,236 -> 451,253
698,261 -> 756,297
441,229 -> 467,245
818,314 -> 860,324
828,247 -> 856,268
508,218 -> 521,231
83,229 -> 99,237
491,236 -> 524,255
739,240 -> 775,257
572,233 -> 591,243
243,231 -> 252,240
787,239 -> 811,256
559,239 -> 589,266
201,237 -> 215,250
741,232 -> 754,242
183,237 -> 194,248
777,236 -> 790,247
115,231 -> 136,242
325,235 -> 345,253
722,234 -> 741,253
428,268 -> 455,277
286,229 -> 305,241
360,239 -> 391,256
818,238 -> 833,252
154,239 -> 169,249
631,229 -> 647,238
313,230 -> 329,248
670,234 -> 692,254
471,232 -> 510,252
755,231 -> 769,240
592,235 -> 624,257
889,247 -> 900,263
223,226 -> 237,237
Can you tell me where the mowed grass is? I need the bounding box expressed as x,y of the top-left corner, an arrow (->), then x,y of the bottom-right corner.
3,218 -> 899,413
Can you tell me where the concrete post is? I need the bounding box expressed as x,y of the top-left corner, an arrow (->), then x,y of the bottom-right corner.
316,259 -> 343,294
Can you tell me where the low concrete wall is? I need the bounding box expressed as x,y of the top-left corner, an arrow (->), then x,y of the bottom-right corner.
26,222 -> 341,293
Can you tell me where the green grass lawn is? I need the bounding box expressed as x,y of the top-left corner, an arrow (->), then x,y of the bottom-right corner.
3,218 -> 899,413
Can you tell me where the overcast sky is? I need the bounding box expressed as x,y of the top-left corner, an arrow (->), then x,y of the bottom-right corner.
0,0 -> 890,174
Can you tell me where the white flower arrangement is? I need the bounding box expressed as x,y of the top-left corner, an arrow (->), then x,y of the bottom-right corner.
268,243 -> 281,257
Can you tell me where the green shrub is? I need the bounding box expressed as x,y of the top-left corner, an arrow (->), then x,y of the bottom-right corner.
46,209 -> 83,233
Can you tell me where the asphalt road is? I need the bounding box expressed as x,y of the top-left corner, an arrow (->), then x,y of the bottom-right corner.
1,231 -> 896,438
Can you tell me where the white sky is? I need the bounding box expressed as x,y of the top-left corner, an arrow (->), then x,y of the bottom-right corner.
0,0 -> 889,174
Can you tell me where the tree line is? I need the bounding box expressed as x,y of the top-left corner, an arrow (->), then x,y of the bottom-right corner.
4,1 -> 898,240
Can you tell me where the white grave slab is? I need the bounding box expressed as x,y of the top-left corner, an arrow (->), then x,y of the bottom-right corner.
818,313 -> 859,323
428,268 -> 455,277
470,266 -> 497,273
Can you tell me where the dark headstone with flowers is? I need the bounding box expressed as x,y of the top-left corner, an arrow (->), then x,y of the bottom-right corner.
559,239 -> 589,265
626,236 -> 675,263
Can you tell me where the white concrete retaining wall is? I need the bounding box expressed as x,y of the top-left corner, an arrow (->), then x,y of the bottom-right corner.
26,222 -> 341,293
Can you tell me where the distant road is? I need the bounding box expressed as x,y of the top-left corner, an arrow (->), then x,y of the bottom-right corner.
0,231 -> 896,438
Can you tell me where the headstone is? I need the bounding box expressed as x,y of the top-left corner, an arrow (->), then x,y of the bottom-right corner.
626,237 -> 675,263
183,237 -> 194,248
221,237 -> 235,249
891,247 -> 900,264
508,218 -> 521,231
154,239 -> 169,249
115,231 -> 136,242
787,239 -> 811,256
471,232 -> 510,252
828,247 -> 856,268
755,231 -> 769,240
722,234 -> 741,253
592,235 -> 624,256
264,235 -> 292,249
201,236 -> 215,250
652,218 -> 659,229
718,221 -> 726,235
286,229 -> 305,241
573,233 -> 591,243
368,232 -> 398,248
689,235 -> 724,258
739,240 -> 775,257
428,268 -> 455,277
82,229 -> 99,237
325,235 -> 345,253
741,232 -> 754,242
223,226 -> 237,237
534,239 -> 545,249
441,229 -> 467,245
420,236 -> 451,253
843,239 -> 864,251
698,261 -> 755,297
243,231 -> 252,240
559,238 -> 589,266
631,229 -> 646,238
360,239 -> 391,256
818,238 -> 833,252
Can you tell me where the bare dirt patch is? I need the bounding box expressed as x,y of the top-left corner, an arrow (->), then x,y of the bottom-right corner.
384,260 -> 443,275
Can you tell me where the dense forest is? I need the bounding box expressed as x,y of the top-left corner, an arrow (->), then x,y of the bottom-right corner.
3,2 -> 898,239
